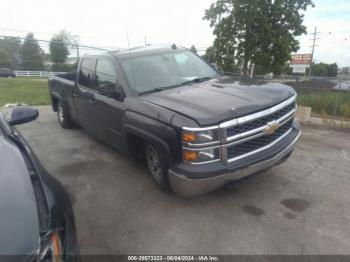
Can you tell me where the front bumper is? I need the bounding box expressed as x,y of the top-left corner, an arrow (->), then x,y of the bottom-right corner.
169,128 -> 301,197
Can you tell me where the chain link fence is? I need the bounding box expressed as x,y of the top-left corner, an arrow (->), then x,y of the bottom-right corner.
224,73 -> 350,128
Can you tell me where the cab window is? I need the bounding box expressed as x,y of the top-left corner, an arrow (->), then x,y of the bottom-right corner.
78,58 -> 96,89
95,59 -> 117,88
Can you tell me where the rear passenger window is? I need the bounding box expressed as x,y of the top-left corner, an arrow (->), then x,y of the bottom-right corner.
78,58 -> 96,89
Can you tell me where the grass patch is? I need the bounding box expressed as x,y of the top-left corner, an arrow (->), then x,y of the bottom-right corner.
296,89 -> 350,118
0,78 -> 50,106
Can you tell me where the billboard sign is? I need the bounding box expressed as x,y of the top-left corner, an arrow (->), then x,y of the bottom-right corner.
290,54 -> 312,65
292,64 -> 308,74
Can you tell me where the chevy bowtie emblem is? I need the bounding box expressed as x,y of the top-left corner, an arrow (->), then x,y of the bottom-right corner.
264,121 -> 280,135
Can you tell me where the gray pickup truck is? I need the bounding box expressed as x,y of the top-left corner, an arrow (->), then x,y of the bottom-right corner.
49,45 -> 300,196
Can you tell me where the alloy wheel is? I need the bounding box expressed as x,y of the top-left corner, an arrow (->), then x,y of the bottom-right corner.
146,144 -> 163,181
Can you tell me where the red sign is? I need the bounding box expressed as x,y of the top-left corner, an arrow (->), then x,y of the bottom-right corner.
290,54 -> 312,65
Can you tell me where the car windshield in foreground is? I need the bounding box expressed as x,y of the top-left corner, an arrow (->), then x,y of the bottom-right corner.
120,50 -> 218,95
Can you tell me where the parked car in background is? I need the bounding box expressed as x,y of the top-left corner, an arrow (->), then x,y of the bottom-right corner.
0,68 -> 16,78
0,107 -> 79,261
333,81 -> 350,91
48,45 -> 300,197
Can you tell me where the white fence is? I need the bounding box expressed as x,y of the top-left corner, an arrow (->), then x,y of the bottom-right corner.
14,71 -> 67,77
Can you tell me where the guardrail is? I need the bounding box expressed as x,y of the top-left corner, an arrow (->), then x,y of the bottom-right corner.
14,71 -> 67,77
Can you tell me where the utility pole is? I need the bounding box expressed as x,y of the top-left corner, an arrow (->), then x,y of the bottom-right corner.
308,26 -> 321,77
75,40 -> 80,59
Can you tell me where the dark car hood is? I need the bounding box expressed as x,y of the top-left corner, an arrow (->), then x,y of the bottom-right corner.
142,79 -> 296,126
0,136 -> 40,256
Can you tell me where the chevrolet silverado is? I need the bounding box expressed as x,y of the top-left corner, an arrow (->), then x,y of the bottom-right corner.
48,45 -> 300,197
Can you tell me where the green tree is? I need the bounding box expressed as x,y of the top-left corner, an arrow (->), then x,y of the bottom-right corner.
49,31 -> 71,71
19,33 -> 45,70
204,0 -> 314,75
202,46 -> 216,63
0,37 -> 22,69
310,62 -> 338,77
342,67 -> 350,76
0,48 -> 11,67
190,45 -> 198,54
311,63 -> 328,76
327,63 -> 338,77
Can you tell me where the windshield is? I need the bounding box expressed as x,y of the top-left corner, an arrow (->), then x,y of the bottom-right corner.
119,50 -> 218,95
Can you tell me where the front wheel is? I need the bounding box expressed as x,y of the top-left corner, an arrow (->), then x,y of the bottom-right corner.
145,143 -> 171,192
57,100 -> 73,129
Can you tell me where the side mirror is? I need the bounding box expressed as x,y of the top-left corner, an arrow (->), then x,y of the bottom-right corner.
99,83 -> 124,101
8,107 -> 39,126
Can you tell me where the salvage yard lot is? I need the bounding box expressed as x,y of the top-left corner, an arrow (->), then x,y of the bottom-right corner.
13,106 -> 350,254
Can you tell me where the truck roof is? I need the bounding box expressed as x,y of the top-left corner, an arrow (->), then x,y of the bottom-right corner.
110,45 -> 187,60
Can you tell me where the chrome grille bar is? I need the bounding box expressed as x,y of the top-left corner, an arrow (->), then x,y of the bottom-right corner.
225,128 -> 293,163
219,95 -> 297,130
220,95 -> 297,163
225,109 -> 295,143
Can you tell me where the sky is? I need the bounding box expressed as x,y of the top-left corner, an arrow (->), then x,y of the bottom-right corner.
0,0 -> 349,67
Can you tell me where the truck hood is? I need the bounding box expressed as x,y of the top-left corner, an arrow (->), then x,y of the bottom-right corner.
0,136 -> 40,256
142,79 -> 296,126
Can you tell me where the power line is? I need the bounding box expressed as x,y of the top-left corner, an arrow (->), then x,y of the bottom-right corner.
0,34 -> 111,51
0,26 -> 59,37
0,27 -> 210,53
0,27 -> 142,50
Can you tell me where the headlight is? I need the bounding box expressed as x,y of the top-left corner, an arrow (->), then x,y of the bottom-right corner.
182,129 -> 219,145
182,126 -> 220,163
183,147 -> 220,163
39,232 -> 62,262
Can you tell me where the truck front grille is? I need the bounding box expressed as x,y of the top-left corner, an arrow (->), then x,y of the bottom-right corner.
182,95 -> 297,165
220,95 -> 297,163
226,101 -> 295,137
226,119 -> 293,160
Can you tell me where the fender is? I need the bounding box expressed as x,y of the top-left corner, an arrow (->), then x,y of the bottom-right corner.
124,124 -> 174,165
50,91 -> 63,112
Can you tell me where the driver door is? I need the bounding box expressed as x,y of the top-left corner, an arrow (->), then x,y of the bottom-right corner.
73,57 -> 97,134
93,58 -> 126,150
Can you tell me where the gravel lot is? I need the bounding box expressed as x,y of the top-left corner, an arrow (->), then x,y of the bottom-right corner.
13,106 -> 350,255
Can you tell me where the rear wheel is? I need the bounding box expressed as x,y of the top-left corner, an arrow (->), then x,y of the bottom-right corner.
145,143 -> 171,192
57,100 -> 73,129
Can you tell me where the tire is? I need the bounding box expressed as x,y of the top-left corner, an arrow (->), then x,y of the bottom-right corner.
145,143 -> 171,192
57,100 -> 73,129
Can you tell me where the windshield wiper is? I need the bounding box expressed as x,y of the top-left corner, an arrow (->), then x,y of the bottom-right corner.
138,84 -> 185,95
138,87 -> 164,96
138,77 -> 213,96
179,76 -> 213,86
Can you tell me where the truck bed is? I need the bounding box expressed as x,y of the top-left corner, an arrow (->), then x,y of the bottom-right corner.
49,72 -> 76,85
48,72 -> 77,116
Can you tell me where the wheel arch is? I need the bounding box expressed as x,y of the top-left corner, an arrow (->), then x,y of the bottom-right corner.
51,92 -> 63,112
125,125 -> 173,166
